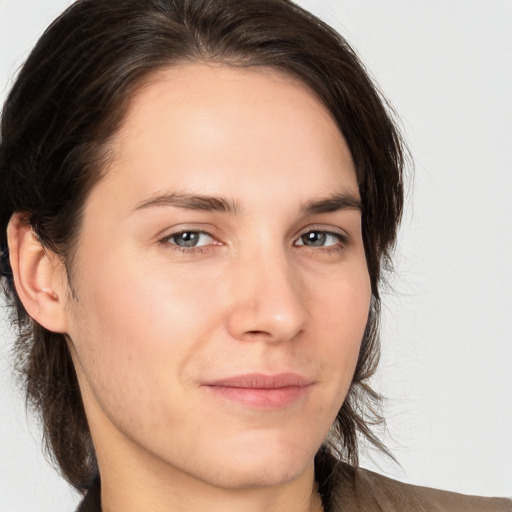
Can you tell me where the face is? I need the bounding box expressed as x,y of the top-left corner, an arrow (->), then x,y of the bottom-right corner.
63,63 -> 371,490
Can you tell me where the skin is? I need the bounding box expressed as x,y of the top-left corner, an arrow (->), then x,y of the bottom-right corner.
9,63 -> 371,512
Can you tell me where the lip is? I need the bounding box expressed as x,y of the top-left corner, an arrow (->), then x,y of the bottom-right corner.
202,373 -> 314,409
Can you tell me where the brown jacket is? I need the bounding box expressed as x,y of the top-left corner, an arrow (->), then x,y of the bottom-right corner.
317,457 -> 512,511
77,453 -> 512,512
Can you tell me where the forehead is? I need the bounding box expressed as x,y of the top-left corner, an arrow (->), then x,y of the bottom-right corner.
92,63 -> 357,213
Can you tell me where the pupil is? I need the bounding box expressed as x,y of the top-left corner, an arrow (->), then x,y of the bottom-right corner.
304,231 -> 326,246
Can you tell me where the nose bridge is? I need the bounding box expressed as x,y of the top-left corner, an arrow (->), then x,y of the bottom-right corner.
226,240 -> 307,342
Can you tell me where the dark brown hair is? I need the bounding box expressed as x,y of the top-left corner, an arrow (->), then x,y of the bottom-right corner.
0,0 -> 405,491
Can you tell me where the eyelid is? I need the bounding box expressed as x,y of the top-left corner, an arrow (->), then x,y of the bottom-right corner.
155,223 -> 218,240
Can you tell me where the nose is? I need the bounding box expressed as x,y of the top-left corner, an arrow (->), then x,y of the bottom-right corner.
225,249 -> 308,343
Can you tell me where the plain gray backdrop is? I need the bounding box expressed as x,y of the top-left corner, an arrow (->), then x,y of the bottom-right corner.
1,1 -> 511,510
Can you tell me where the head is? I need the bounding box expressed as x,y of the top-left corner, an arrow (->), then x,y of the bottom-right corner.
0,0 -> 404,492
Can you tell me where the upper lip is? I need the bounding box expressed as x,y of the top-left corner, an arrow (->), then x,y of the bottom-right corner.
203,373 -> 313,389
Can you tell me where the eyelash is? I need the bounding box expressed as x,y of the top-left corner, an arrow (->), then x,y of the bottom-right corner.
158,228 -> 348,255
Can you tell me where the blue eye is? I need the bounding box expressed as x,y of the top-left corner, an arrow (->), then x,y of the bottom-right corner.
295,230 -> 342,247
166,231 -> 214,248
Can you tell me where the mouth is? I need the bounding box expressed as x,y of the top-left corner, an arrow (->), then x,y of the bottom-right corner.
202,373 -> 314,409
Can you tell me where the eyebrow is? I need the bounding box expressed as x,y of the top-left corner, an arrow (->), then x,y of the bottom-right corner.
132,191 -> 362,215
133,192 -> 238,213
300,192 -> 362,215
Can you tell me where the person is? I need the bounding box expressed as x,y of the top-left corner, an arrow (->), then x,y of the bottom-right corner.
0,1 -> 510,511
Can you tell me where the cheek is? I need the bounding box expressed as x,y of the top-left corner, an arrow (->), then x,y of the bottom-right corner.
66,253 -> 230,406
318,261 -> 371,330
66,265 -> 212,439
314,265 -> 371,386
73,252 -> 217,342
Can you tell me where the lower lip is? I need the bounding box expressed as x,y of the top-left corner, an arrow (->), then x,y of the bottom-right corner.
205,385 -> 311,409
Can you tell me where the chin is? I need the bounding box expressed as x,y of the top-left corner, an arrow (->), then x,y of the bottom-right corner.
192,439 -> 317,490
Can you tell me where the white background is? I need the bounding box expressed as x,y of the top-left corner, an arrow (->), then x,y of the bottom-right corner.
1,1 -> 511,510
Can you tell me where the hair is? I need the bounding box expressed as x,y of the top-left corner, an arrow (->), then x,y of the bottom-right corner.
0,0 -> 405,492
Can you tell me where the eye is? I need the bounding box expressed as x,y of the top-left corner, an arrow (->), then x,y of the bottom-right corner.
164,231 -> 214,248
295,230 -> 343,248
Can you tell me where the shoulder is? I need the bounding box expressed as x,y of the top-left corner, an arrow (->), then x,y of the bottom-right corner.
317,455 -> 511,512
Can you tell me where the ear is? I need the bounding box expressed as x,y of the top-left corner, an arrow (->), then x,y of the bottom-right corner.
7,212 -> 69,333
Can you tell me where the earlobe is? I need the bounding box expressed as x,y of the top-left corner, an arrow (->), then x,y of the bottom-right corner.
7,213 -> 69,333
